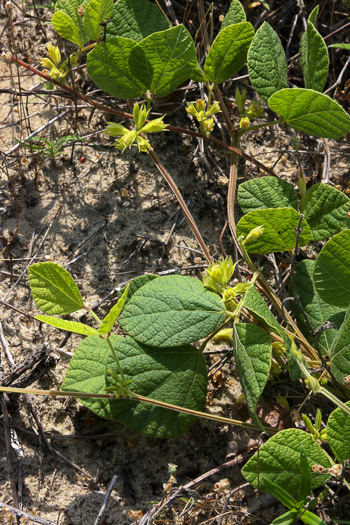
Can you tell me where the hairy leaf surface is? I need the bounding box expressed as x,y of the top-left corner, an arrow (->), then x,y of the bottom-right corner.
269,89 -> 350,139
314,230 -> 350,308
233,323 -> 271,430
204,23 -> 254,83
301,183 -> 349,241
106,336 -> 207,438
247,22 -> 288,101
106,0 -> 170,42
236,208 -> 311,254
241,429 -> 331,493
238,177 -> 298,214
119,275 -> 226,347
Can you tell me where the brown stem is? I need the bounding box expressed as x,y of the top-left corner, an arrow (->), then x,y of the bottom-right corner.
9,57 -> 278,177
147,148 -> 212,263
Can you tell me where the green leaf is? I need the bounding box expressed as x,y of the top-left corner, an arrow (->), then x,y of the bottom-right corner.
241,428 -> 331,494
233,323 -> 272,431
51,11 -> 84,47
301,184 -> 349,241
330,307 -> 350,384
62,335 -> 112,419
237,208 -> 311,254
106,0 -> 170,42
28,262 -> 84,315
264,479 -> 298,509
87,38 -> 145,99
98,283 -> 130,334
118,275 -> 226,347
204,22 -> 254,83
237,176 -> 298,214
300,18 -> 329,92
291,260 -> 346,356
106,336 -> 207,438
327,401 -> 350,463
271,510 -> 299,525
329,43 -> 350,50
243,285 -> 281,334
129,25 -> 197,97
308,5 -> 319,25
269,88 -> 350,139
83,0 -> 113,41
35,315 -> 99,336
298,445 -> 312,502
120,274 -> 159,309
313,230 -> 350,308
221,0 -> 246,29
247,22 -> 288,101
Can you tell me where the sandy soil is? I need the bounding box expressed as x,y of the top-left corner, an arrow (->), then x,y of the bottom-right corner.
0,1 -> 349,524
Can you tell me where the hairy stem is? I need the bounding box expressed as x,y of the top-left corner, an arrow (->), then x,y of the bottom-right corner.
0,385 -> 279,434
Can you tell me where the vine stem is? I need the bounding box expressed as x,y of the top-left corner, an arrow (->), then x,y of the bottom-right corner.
7,57 -> 278,177
147,147 -> 212,263
0,385 -> 279,434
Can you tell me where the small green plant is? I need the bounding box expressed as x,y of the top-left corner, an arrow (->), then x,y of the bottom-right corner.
3,0 -> 350,521
19,133 -> 82,158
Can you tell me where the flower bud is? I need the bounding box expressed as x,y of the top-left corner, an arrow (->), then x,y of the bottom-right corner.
136,135 -> 150,152
41,57 -> 55,70
305,376 -> 321,393
203,118 -> 214,133
196,99 -> 206,112
77,5 -> 84,16
244,225 -> 264,244
312,464 -> 325,474
46,42 -> 61,67
185,102 -> 197,117
239,116 -> 250,129
141,117 -> 168,133
105,122 -> 129,137
205,101 -> 221,117
133,103 -> 149,130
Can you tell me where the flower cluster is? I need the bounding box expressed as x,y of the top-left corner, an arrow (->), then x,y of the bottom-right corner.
186,99 -> 221,136
203,256 -> 236,294
41,42 -> 79,83
105,103 -> 168,152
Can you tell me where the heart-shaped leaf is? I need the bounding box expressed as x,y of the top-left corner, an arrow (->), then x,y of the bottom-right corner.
118,275 -> 226,347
